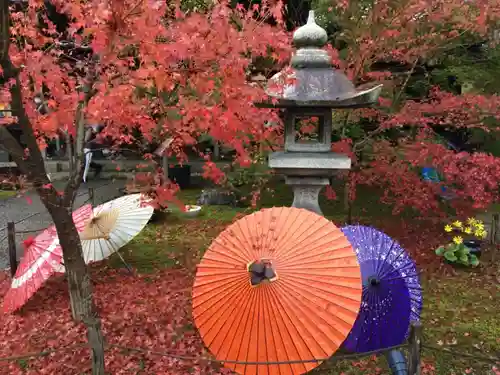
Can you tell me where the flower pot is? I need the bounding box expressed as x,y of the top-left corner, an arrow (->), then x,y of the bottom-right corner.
168,165 -> 191,189
445,259 -> 472,269
182,205 -> 202,218
463,239 -> 482,258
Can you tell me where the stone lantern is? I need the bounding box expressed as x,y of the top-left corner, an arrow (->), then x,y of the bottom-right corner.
257,10 -> 382,216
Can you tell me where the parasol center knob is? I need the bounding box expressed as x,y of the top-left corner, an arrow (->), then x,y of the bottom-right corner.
368,276 -> 381,287
23,236 -> 36,249
247,259 -> 277,286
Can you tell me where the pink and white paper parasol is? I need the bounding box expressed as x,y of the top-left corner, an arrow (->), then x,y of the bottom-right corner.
2,204 -> 92,313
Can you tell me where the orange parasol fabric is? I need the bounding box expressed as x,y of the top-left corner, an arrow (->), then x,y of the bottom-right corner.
192,207 -> 362,375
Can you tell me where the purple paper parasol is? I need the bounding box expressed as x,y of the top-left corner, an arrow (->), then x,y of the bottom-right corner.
341,225 -> 422,353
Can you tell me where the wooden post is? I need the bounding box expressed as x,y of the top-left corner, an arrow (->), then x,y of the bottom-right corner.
407,321 -> 422,375
88,187 -> 95,206
7,222 -> 17,277
492,213 -> 499,243
492,213 -> 499,263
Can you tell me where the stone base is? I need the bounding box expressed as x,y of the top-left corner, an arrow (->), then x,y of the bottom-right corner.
285,176 -> 330,216
269,151 -> 351,177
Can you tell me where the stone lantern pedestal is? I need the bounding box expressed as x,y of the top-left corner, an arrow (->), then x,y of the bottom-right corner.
256,10 -> 382,217
269,152 -> 350,215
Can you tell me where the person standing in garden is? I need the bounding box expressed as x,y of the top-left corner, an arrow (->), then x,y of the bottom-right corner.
83,124 -> 105,182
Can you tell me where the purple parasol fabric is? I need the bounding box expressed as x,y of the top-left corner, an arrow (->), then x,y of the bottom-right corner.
341,225 -> 422,353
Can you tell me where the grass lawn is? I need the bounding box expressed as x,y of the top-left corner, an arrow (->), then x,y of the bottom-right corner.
0,190 -> 16,200
109,181 -> 499,375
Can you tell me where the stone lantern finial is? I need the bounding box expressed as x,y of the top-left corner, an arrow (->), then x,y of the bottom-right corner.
293,11 -> 328,48
291,11 -> 331,69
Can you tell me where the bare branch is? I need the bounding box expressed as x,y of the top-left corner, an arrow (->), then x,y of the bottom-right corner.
391,58 -> 419,108
63,57 -> 99,206
351,57 -> 420,154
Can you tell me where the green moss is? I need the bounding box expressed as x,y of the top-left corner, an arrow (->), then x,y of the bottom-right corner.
420,272 -> 499,374
107,224 -> 174,273
0,190 -> 16,199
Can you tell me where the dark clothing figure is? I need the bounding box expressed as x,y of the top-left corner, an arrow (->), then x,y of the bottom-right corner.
83,125 -> 104,182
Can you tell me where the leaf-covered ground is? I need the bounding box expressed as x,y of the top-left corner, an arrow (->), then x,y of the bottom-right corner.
1,183 -> 499,374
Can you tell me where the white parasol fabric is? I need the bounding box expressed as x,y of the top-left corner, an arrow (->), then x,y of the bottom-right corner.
79,193 -> 154,264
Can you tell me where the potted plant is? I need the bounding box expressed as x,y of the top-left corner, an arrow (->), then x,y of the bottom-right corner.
435,218 -> 488,268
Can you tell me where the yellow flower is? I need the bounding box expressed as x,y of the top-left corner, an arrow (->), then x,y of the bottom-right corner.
474,222 -> 485,231
453,236 -> 463,244
444,225 -> 453,232
475,230 -> 487,239
452,220 -> 463,228
464,227 -> 472,234
467,217 -> 477,226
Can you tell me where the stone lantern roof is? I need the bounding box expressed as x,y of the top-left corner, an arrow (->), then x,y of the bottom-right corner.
262,11 -> 382,108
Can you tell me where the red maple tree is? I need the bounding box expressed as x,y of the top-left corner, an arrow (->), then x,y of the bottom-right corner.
0,0 -> 289,372
321,0 -> 500,217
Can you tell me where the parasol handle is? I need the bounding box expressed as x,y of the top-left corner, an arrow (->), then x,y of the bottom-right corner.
79,233 -> 111,241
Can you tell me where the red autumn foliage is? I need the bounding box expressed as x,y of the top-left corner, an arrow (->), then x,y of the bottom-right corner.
1,0 -> 292,212
0,267 -> 235,375
3,0 -> 499,215
324,0 -> 500,215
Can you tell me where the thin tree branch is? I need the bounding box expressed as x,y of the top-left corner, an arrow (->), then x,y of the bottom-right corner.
352,57 -> 420,154
391,57 -> 419,109
0,0 -> 50,189
63,57 -> 99,207
1,69 -> 51,185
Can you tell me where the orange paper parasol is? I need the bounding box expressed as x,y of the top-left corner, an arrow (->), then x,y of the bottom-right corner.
192,207 -> 362,375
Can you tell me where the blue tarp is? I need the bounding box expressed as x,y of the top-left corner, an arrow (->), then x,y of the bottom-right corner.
421,167 -> 457,200
421,167 -> 448,193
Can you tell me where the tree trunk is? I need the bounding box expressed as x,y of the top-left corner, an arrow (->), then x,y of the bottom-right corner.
48,206 -> 106,375
344,172 -> 353,225
66,131 -> 74,172
1,2 -> 104,372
